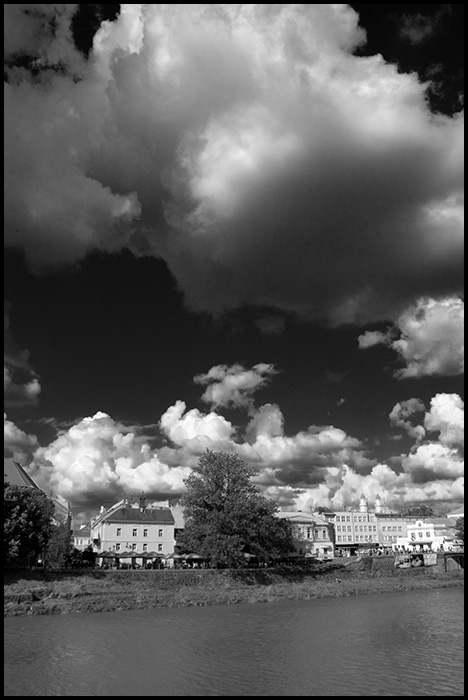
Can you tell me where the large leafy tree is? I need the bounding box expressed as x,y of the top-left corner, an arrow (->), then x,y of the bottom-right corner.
4,482 -> 55,565
179,450 -> 294,567
45,522 -> 74,568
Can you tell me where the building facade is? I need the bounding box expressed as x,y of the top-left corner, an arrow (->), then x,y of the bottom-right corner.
89,496 -> 176,556
275,511 -> 335,559
319,494 -> 414,555
73,524 -> 92,551
395,518 -> 460,552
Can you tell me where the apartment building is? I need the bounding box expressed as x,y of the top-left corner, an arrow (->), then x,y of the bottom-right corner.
275,510 -> 335,559
90,495 -> 176,556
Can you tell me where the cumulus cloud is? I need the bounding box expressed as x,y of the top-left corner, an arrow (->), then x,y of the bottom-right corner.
4,413 -> 40,458
21,388 -> 465,514
389,398 -> 426,440
159,400 -> 234,450
424,393 -> 464,447
30,411 -> 191,507
4,4 -> 463,325
359,297 -> 464,377
194,363 -> 278,411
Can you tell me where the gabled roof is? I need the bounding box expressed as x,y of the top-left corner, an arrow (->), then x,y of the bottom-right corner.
4,457 -> 40,488
104,507 -> 175,525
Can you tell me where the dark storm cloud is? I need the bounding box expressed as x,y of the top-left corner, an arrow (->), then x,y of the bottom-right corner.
4,4 -> 463,327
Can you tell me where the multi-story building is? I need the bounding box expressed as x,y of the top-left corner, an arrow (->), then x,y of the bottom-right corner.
90,495 -> 176,557
319,494 -> 413,555
396,518 -> 460,552
275,510 -> 335,559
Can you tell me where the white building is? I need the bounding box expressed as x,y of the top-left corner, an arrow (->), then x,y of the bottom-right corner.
73,524 -> 92,551
395,518 -> 460,552
90,496 -> 176,557
319,494 -> 414,555
275,511 -> 334,559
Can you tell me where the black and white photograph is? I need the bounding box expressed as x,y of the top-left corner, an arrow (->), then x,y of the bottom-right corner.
4,4 -> 464,696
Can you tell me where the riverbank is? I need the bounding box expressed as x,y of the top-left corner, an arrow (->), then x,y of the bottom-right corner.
4,558 -> 463,617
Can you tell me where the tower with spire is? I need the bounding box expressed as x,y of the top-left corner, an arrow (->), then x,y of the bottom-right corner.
375,493 -> 382,514
359,493 -> 368,513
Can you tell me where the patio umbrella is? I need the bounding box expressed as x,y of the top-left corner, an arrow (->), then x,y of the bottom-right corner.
99,550 -> 118,558
164,552 -> 182,559
142,551 -> 163,558
116,550 -> 134,559
186,553 -> 203,560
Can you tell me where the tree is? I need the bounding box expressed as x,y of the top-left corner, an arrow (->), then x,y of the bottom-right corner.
44,522 -> 74,569
178,450 -> 294,568
404,505 -> 436,518
455,517 -> 464,543
4,481 -> 55,566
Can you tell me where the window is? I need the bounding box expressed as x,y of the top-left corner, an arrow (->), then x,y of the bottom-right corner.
418,532 -> 423,539
158,529 -> 163,537
426,532 -> 431,538
143,544 -> 148,552
411,533 -> 416,540
132,528 -> 138,537
115,543 -> 121,552
132,543 -> 137,550
143,529 -> 148,538
348,535 -> 352,541
382,526 -> 386,531
337,525 -> 341,532
158,544 -> 163,552
117,528 -> 122,536
337,536 -> 342,541
346,516 -> 350,522
347,526 -> 352,532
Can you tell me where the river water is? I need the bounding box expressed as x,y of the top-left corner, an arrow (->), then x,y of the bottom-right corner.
4,587 -> 464,696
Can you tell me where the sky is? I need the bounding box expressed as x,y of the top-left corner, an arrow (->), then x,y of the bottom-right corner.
4,4 -> 464,523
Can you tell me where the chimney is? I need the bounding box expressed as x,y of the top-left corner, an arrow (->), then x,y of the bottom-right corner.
139,492 -> 146,512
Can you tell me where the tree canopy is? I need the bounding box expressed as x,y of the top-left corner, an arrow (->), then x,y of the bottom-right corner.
4,481 -> 55,565
178,450 -> 294,567
455,517 -> 464,543
403,505 -> 437,518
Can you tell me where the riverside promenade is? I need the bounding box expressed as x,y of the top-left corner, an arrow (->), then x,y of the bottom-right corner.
4,555 -> 464,617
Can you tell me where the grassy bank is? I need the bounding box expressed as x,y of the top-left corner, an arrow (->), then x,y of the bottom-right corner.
4,558 -> 463,617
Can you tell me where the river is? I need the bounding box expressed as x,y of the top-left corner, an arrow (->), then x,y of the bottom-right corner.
4,587 -> 464,696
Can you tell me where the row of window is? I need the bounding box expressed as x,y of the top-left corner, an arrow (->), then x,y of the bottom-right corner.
336,525 -> 377,532
411,532 -> 431,540
300,528 -> 330,539
115,527 -> 165,538
112,543 -> 164,552
382,526 -> 403,531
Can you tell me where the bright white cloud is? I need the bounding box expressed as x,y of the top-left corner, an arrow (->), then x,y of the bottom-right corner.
159,400 -> 234,448
4,5 -> 463,324
31,411 -> 191,505
194,363 -> 277,410
389,398 -> 426,440
424,393 -> 464,447
359,297 -> 464,377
